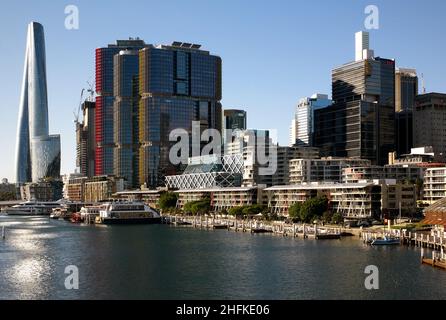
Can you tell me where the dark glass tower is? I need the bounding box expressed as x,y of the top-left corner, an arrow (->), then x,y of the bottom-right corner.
113,50 -> 140,187
95,39 -> 147,176
138,42 -> 222,188
315,32 -> 395,165
395,68 -> 418,156
223,109 -> 247,131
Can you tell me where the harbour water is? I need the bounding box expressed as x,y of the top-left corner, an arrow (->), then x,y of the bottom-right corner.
1,215 -> 446,300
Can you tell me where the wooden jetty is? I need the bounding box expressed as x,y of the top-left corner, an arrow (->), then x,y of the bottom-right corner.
163,215 -> 343,240
361,228 -> 446,251
421,247 -> 446,270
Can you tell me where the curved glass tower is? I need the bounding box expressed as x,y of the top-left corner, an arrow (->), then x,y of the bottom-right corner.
14,22 -> 60,184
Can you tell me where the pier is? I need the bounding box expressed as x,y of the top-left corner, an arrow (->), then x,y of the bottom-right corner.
361,228 -> 446,251
163,215 -> 345,239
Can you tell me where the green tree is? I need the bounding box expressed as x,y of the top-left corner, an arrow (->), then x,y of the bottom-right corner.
322,211 -> 333,224
0,191 -> 17,201
242,204 -> 266,216
299,196 -> 328,223
288,202 -> 302,221
331,212 -> 344,225
158,192 -> 178,212
228,206 -> 244,217
191,199 -> 210,215
183,201 -> 194,215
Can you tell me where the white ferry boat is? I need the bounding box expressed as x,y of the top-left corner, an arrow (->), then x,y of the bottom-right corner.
96,201 -> 161,225
79,205 -> 101,222
2,201 -> 62,216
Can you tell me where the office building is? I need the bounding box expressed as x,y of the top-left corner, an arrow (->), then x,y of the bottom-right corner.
113,50 -> 140,188
395,68 -> 418,156
15,22 -> 61,184
95,38 -> 148,176
138,42 -> 222,188
314,31 -> 395,165
413,93 -> 446,162
223,109 -> 247,142
291,94 -> 331,147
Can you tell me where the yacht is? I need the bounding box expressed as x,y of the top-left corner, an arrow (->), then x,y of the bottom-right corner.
96,201 -> 161,224
3,201 -> 62,216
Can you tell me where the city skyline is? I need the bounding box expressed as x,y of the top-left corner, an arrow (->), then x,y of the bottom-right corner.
1,0 -> 446,181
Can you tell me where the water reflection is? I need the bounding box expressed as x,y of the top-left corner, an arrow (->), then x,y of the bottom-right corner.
0,216 -> 446,300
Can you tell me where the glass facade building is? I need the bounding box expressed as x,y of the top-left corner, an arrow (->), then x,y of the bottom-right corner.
138,43 -> 222,188
292,94 -> 331,147
95,39 -> 147,176
15,22 -> 60,184
223,109 -> 247,144
395,68 -> 418,156
315,56 -> 396,165
113,50 -> 140,187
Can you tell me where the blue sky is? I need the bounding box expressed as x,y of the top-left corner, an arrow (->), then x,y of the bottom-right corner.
0,0 -> 445,182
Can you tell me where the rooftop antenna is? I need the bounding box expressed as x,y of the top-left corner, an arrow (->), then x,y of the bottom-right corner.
421,73 -> 426,94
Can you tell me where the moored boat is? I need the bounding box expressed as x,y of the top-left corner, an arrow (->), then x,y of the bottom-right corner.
2,201 -> 62,216
96,201 -> 161,225
371,236 -> 400,245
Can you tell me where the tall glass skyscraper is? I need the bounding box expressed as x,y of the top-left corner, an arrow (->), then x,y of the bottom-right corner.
291,94 -> 331,147
395,68 -> 418,156
138,42 -> 222,188
113,50 -> 140,187
314,32 -> 395,165
95,39 -> 148,176
15,22 -> 60,184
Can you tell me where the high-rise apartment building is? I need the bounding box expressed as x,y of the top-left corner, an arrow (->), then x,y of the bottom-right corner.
395,68 -> 418,156
314,31 -> 395,165
138,42 -> 222,188
413,93 -> 446,162
15,22 -> 61,184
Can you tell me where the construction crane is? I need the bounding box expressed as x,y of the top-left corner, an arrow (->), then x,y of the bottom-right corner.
73,81 -> 95,125
73,88 -> 85,125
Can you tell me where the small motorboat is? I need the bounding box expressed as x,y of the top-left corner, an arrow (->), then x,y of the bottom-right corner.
371,236 -> 400,245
